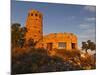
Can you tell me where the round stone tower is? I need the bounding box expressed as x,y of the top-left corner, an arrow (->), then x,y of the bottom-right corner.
25,9 -> 43,42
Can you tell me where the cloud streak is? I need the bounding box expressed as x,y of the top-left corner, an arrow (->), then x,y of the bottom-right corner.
84,6 -> 96,12
78,19 -> 96,48
85,17 -> 96,21
79,23 -> 90,29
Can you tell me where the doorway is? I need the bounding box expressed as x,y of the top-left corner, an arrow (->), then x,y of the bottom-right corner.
71,43 -> 76,49
47,43 -> 53,50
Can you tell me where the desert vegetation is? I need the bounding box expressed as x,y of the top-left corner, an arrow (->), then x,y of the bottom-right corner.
11,23 -> 96,74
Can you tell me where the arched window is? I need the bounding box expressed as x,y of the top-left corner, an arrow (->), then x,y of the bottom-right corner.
34,35 -> 37,37
38,30 -> 40,33
35,13 -> 38,16
31,13 -> 33,16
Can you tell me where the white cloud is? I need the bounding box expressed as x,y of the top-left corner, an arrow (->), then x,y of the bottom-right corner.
78,28 -> 96,48
84,28 -> 96,34
79,24 -> 90,29
79,28 -> 95,39
66,16 -> 75,21
84,6 -> 96,12
69,16 -> 75,19
85,17 -> 96,21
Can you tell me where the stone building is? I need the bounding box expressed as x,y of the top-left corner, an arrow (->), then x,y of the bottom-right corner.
25,9 -> 78,50
43,33 -> 78,50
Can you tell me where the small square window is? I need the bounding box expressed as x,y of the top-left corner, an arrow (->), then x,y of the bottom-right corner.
39,31 -> 40,33
34,35 -> 37,37
36,19 -> 38,20
35,13 -> 38,16
31,13 -> 33,16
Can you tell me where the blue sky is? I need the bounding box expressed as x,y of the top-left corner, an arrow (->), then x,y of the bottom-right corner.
11,0 -> 96,48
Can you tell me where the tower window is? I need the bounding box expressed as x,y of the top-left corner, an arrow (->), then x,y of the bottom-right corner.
35,13 -> 38,16
39,30 -> 40,33
36,19 -> 38,20
31,13 -> 33,16
34,35 -> 37,37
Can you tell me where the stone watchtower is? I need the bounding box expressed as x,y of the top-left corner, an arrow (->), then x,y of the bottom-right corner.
25,9 -> 43,42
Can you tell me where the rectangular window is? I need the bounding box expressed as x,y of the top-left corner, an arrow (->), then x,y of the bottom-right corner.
58,42 -> 66,49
